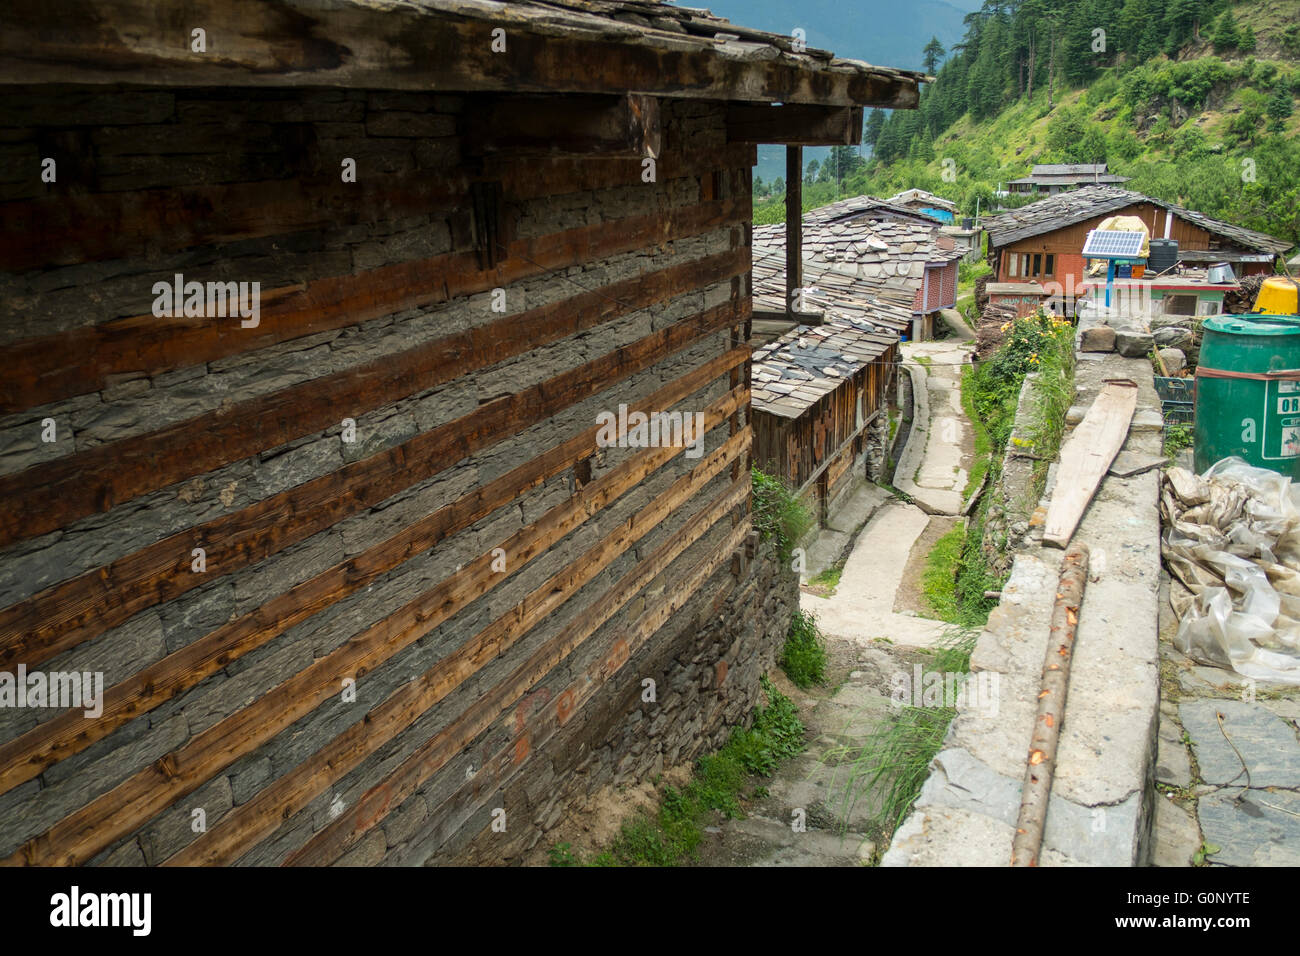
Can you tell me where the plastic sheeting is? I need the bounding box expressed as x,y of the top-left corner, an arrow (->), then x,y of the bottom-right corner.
1161,457 -> 1300,684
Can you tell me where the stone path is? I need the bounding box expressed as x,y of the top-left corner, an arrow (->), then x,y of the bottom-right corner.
694,336 -> 978,866
894,341 -> 974,515
1151,573 -> 1300,867
813,500 -> 951,650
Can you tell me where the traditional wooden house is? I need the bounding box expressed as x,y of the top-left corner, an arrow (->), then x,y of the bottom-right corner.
0,1 -> 921,866
754,207 -> 963,341
1005,163 -> 1130,196
985,185 -> 1290,291
751,318 -> 899,523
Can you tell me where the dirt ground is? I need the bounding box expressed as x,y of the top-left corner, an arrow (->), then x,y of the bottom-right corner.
892,515 -> 958,616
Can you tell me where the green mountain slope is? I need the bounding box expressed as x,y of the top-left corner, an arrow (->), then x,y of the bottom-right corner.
755,0 -> 1300,251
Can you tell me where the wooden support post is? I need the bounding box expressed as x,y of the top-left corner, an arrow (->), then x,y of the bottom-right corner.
785,145 -> 802,320
1011,543 -> 1090,867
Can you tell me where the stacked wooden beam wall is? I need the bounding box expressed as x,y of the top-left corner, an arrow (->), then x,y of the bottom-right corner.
0,88 -> 796,866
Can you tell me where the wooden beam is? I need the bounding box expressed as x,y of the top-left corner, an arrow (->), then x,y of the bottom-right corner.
466,94 -> 660,158
0,378 -> 748,796
0,302 -> 747,673
179,447 -> 749,868
0,247 -> 749,545
9,427 -> 749,867
0,198 -> 747,415
785,146 -> 803,319
0,146 -> 758,276
290,505 -> 752,867
0,2 -> 921,109
726,104 -> 862,145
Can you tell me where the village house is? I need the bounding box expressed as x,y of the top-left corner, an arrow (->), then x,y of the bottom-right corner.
1005,163 -> 1131,196
984,185 -> 1291,306
0,0 -> 921,867
751,317 -> 899,525
753,199 -> 964,342
886,187 -> 959,223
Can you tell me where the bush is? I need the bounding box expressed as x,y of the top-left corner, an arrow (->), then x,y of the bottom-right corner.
751,467 -> 813,563
780,609 -> 827,688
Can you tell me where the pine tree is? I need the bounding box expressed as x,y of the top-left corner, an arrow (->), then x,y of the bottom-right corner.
922,36 -> 946,74
865,108 -> 886,147
1211,10 -> 1240,53
804,159 -> 819,184
1239,24 -> 1256,53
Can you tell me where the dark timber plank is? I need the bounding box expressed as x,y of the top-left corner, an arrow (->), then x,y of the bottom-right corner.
7,429 -> 749,867
0,246 -> 749,542
0,300 -> 747,672
0,198 -> 746,414
0,378 -> 747,795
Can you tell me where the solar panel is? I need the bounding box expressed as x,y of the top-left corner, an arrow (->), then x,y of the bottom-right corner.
1082,229 -> 1145,258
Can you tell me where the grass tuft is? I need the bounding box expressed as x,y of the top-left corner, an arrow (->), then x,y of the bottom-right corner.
550,676 -> 805,866
751,467 -> 813,564
780,608 -> 828,688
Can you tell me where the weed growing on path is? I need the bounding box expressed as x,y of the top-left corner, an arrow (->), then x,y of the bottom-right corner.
781,609 -> 828,688
549,677 -> 805,866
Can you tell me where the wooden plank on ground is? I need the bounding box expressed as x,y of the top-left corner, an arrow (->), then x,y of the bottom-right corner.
1042,379 -> 1138,549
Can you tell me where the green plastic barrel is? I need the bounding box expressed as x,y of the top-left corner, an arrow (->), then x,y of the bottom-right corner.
1194,314 -> 1300,476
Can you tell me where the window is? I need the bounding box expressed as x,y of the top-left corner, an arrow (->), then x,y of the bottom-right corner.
1008,251 -> 1018,277
1166,294 -> 1198,316
1032,253 -> 1042,276
1044,254 -> 1055,276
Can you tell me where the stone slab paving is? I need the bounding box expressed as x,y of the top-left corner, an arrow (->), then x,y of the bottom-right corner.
1155,638 -> 1300,867
1196,789 -> 1300,867
806,499 -> 951,650
885,344 -> 1164,866
894,341 -> 973,516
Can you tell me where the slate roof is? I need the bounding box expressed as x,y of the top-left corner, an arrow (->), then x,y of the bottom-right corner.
2,1 -> 928,107
805,195 -> 943,227
752,318 -> 897,419
885,188 -> 958,212
751,239 -> 916,329
984,185 -> 1291,254
753,212 -> 964,311
1006,163 -> 1130,187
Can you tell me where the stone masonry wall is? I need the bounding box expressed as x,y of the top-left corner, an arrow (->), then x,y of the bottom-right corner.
442,538 -> 798,865
0,86 -> 761,867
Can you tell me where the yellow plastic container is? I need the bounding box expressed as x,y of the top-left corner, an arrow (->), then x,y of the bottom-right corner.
1253,276 -> 1300,316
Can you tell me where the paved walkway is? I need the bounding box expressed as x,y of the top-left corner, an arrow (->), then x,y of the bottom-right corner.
693,335 -> 978,866
812,500 -> 950,649
810,339 -> 975,652
894,341 -> 974,516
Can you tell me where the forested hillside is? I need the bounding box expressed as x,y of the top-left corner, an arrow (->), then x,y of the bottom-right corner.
755,0 -> 1300,250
